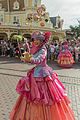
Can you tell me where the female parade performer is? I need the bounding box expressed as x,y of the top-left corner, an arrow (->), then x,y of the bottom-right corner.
57,41 -> 75,67
10,32 -> 75,120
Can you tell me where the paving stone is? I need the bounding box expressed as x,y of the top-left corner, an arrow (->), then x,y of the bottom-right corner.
0,57 -> 80,120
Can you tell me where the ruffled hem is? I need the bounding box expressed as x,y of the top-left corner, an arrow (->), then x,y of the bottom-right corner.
58,64 -> 73,68
58,52 -> 74,67
57,59 -> 74,67
10,95 -> 75,120
16,68 -> 70,105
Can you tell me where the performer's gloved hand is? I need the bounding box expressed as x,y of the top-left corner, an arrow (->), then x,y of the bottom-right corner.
21,52 -> 32,62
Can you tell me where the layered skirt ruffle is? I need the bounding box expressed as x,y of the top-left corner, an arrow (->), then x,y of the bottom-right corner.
10,95 -> 75,120
58,50 -> 75,67
10,67 -> 75,120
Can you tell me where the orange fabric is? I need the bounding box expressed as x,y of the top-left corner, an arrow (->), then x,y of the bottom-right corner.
10,96 -> 75,120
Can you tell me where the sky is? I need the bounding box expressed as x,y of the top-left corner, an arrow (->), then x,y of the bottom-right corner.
41,0 -> 80,29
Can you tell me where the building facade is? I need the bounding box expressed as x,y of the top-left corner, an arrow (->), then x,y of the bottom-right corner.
50,16 -> 66,41
0,0 -> 65,41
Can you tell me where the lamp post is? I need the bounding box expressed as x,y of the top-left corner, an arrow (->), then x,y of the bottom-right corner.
17,23 -> 21,35
17,23 -> 22,56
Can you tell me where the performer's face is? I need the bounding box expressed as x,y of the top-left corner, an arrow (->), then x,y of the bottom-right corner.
33,39 -> 41,46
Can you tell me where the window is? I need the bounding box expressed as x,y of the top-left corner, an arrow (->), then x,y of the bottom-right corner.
33,0 -> 37,7
0,3 -> 2,10
13,0 -> 19,10
14,16 -> 16,22
13,16 -> 19,24
0,15 -> 3,22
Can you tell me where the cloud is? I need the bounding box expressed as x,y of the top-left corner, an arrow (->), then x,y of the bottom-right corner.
41,0 -> 80,28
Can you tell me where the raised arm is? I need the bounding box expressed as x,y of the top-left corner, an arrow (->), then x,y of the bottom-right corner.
31,47 -> 47,64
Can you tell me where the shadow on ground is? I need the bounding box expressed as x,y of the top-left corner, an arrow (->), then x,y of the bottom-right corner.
48,61 -> 80,70
0,56 -> 80,70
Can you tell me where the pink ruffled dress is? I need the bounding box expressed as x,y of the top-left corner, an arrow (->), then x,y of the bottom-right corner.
58,45 -> 75,67
10,45 -> 75,120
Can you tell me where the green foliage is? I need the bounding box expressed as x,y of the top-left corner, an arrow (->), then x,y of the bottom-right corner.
12,35 -> 23,41
69,24 -> 80,38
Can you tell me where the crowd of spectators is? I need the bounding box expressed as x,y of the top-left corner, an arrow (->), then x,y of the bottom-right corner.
46,38 -> 80,62
0,38 -> 80,62
0,39 -> 28,58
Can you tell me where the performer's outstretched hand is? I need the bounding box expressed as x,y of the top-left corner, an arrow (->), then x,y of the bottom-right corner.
21,52 -> 32,62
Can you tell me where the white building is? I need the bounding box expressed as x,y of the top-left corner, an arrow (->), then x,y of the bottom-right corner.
0,0 -> 54,40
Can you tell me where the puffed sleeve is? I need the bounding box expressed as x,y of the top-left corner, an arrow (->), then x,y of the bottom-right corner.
31,47 -> 47,64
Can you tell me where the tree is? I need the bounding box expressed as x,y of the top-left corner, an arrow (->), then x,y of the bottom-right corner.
69,24 -> 80,38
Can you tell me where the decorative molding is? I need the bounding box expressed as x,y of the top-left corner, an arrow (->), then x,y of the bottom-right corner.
13,0 -> 20,10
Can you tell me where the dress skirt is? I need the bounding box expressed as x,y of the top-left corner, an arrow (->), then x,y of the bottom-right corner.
58,50 -> 74,67
10,67 -> 75,120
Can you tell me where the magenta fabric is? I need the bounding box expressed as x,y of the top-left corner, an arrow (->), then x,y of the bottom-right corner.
16,68 -> 70,106
58,50 -> 72,58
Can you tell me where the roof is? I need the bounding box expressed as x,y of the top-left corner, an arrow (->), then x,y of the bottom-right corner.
50,17 -> 56,27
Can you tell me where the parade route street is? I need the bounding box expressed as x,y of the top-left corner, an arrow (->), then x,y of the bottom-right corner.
0,57 -> 80,120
